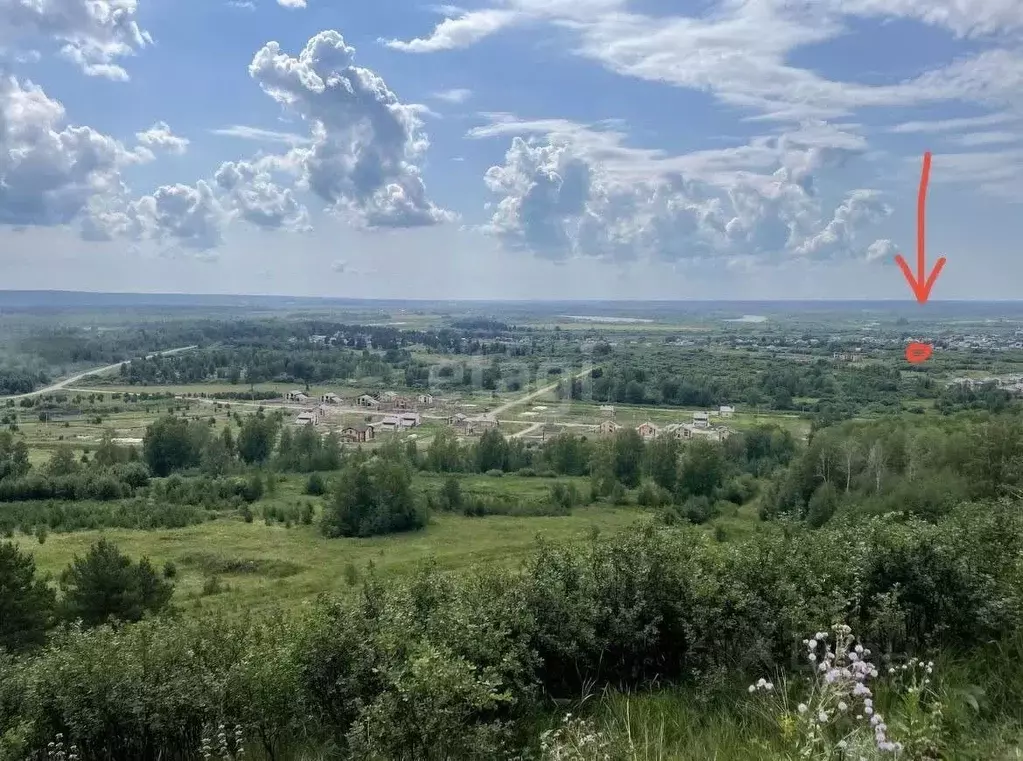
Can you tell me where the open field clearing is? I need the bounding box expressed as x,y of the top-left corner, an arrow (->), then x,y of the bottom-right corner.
17,503 -> 648,613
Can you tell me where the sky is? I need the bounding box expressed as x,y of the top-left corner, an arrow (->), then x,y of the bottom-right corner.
1,0 -> 1022,300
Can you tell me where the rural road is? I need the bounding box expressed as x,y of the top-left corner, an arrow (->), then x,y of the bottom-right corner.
1,345 -> 198,401
488,366 -> 594,418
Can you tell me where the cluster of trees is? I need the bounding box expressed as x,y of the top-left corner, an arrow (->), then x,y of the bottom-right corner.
3,503 -> 1023,759
0,369 -> 47,395
762,412 -> 1023,526
592,349 -> 945,417
1,538 -> 172,651
0,431 -> 150,506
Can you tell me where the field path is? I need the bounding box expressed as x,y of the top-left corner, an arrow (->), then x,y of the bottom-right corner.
488,366 -> 593,418
1,345 -> 198,401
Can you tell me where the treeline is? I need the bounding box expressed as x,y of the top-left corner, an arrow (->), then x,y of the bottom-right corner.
762,412 -> 1023,526
594,348 -> 973,419
3,502 -> 1022,759
0,369 -> 48,395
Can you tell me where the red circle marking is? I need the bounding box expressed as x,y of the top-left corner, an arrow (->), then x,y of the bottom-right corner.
905,342 -> 933,364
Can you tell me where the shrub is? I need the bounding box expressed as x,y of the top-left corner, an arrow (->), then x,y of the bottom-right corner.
59,538 -> 174,627
304,472 -> 326,496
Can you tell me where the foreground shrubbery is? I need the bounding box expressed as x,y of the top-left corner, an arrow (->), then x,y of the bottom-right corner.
3,500 -> 1023,759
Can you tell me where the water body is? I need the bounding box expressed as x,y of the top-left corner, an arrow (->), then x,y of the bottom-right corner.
562,315 -> 655,323
724,315 -> 768,323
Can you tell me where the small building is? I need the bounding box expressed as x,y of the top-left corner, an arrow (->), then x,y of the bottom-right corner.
295,411 -> 317,426
719,405 -> 735,418
417,393 -> 435,406
680,424 -> 731,442
380,415 -> 401,432
321,392 -> 342,404
399,412 -> 421,428
597,419 -> 621,435
293,392 -> 312,404
660,423 -> 685,439
474,413 -> 499,431
391,396 -> 416,411
357,394 -> 380,408
599,404 -> 615,417
636,422 -> 659,440
692,412 -> 710,429
285,389 -> 306,401
342,423 -> 374,443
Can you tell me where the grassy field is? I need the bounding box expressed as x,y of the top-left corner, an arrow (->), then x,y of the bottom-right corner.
17,502 -> 649,614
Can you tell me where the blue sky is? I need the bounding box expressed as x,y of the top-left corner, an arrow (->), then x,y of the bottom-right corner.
1,0 -> 1022,299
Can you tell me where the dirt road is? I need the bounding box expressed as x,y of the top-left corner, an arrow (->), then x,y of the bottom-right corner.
1,345 -> 198,401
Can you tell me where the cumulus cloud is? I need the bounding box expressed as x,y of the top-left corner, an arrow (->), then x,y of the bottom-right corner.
249,31 -> 452,227
277,0 -> 306,8
0,0 -> 151,80
478,124 -> 893,266
214,159 -> 311,232
0,75 -> 142,228
136,121 -> 190,155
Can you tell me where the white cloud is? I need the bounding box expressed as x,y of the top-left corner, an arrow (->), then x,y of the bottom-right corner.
478,125 -> 892,265
136,121 -> 190,155
389,0 -> 1023,127
947,131 -> 1021,147
433,88 -> 473,104
210,125 -> 311,146
0,75 -> 140,228
829,0 -> 1023,39
249,31 -> 453,227
382,10 -> 519,52
889,112 -> 1019,134
866,238 -> 896,262
277,0 -> 307,7
214,160 -> 311,232
0,0 -> 151,80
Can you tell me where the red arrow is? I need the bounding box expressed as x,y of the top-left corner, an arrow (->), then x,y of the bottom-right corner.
894,151 -> 946,303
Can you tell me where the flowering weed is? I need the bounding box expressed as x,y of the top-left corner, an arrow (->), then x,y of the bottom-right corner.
747,624 -> 950,759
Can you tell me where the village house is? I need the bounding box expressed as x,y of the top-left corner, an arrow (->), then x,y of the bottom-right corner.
295,411 -> 317,426
692,412 -> 710,429
597,419 -> 621,435
416,393 -> 435,406
680,425 -> 731,442
474,413 -> 499,431
719,405 -> 735,418
320,392 -> 342,404
636,422 -> 659,440
449,413 -> 472,434
399,412 -> 421,428
391,395 -> 416,411
285,389 -> 308,402
660,423 -> 685,439
356,394 -> 380,408
599,405 -> 616,417
342,423 -> 374,443
380,415 -> 401,432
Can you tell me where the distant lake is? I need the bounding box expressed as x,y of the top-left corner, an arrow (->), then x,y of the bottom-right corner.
724,315 -> 768,323
562,315 -> 655,323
